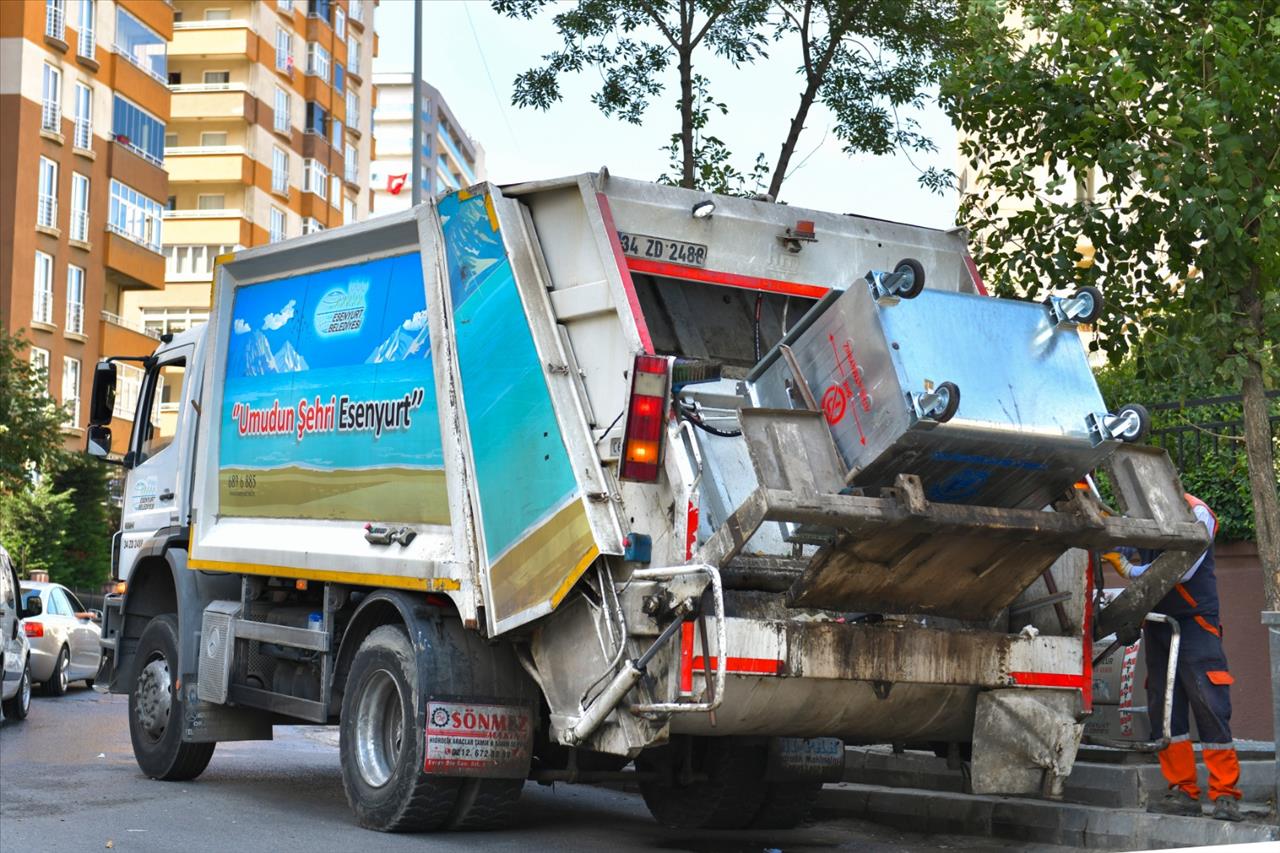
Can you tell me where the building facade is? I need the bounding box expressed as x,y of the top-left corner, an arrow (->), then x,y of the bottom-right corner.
369,72 -> 482,216
1,0 -> 173,452
121,0 -> 377,341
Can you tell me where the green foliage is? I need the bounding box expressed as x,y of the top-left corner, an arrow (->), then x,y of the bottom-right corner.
0,481 -> 72,578
0,327 -> 69,494
48,454 -> 113,589
1097,363 -> 1279,542
657,74 -> 772,195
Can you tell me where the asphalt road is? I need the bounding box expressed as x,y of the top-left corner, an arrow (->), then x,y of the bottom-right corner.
1,687 -> 1070,853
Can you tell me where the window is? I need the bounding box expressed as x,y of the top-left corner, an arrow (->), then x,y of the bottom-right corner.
272,146 -> 288,193
273,85 -> 290,133
274,26 -> 293,74
306,42 -> 330,83
70,172 -> 89,241
200,131 -> 228,146
202,70 -> 230,86
66,265 -> 85,334
345,196 -> 357,223
62,357 -> 81,426
330,174 -> 341,208
308,0 -> 330,21
114,362 -> 144,421
305,101 -> 327,136
345,89 -> 359,127
269,207 -> 286,243
334,6 -> 345,38
164,131 -> 178,148
278,0 -> 294,10
41,63 -> 61,132
141,306 -> 208,336
346,34 -> 360,76
45,0 -> 66,40
115,7 -> 167,82
301,216 -> 323,235
108,179 -> 163,252
76,0 -> 95,59
303,158 -> 327,196
331,118 -> 342,149
197,194 -> 225,210
72,81 -> 91,149
163,244 -> 236,282
112,94 -> 165,165
137,357 -> 186,460
349,0 -> 363,23
37,157 -> 58,228
30,346 -> 51,379
204,8 -> 231,21
33,252 -> 54,325
344,141 -> 357,183
333,62 -> 344,94
49,586 -> 75,616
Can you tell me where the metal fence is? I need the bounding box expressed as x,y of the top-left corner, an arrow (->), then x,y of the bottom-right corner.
1148,390 -> 1280,472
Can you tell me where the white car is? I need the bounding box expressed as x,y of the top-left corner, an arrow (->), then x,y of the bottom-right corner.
1,546 -> 33,721
19,581 -> 102,696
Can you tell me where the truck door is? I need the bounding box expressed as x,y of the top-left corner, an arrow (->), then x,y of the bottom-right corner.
119,346 -> 193,580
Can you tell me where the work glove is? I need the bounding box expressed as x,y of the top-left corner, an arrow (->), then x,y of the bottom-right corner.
1101,551 -> 1136,579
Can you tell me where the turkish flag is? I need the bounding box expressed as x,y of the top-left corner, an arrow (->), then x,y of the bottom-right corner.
387,174 -> 408,195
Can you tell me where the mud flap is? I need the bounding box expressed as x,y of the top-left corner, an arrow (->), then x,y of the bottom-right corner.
969,689 -> 1083,798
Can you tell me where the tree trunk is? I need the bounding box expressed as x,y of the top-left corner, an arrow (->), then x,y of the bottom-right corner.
679,50 -> 695,188
1239,269 -> 1280,610
768,76 -> 823,200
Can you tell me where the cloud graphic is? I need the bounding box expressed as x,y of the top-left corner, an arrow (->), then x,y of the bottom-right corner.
262,299 -> 297,331
402,310 -> 429,331
233,318 -> 251,334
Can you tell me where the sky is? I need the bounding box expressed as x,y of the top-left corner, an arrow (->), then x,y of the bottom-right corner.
372,1 -> 959,229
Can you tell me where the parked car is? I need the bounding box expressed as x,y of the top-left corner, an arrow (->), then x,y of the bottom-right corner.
19,581 -> 102,696
1,546 -> 33,721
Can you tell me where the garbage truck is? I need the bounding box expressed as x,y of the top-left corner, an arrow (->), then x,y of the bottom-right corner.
85,172 -> 1210,832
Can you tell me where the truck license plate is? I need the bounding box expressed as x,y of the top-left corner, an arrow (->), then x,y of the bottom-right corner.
617,231 -> 708,267
423,699 -> 532,778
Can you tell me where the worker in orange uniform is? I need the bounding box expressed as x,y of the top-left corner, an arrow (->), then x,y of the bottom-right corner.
1103,494 -> 1243,821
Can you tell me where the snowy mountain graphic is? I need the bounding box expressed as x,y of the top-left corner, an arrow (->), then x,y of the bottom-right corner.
241,331 -> 277,376
274,341 -> 309,372
366,322 -> 430,363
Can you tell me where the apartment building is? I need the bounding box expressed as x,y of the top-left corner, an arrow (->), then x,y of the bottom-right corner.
369,72 -> 483,215
121,0 -> 377,339
0,0 -> 173,453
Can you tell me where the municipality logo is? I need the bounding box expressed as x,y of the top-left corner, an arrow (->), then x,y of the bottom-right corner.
314,280 -> 369,336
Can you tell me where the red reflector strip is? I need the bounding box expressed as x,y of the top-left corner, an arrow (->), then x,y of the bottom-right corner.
692,656 -> 783,676
626,257 -> 830,300
1009,671 -> 1087,689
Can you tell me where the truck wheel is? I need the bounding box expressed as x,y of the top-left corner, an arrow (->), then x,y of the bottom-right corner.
751,780 -> 822,829
339,624 -> 462,832
637,737 -> 769,830
129,614 -> 215,780
2,663 -> 31,720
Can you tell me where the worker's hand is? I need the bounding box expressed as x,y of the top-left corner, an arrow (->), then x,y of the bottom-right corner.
1101,551 -> 1136,578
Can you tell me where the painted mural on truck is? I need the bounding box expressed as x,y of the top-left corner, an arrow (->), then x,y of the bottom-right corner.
439,189 -> 597,630
218,252 -> 448,524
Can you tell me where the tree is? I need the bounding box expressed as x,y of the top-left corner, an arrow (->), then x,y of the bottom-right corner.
943,1 -> 1280,606
48,453 -> 113,589
0,327 -> 68,494
494,0 -> 960,197
0,481 -> 71,578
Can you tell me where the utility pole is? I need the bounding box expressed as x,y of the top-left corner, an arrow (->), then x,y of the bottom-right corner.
411,0 -> 423,206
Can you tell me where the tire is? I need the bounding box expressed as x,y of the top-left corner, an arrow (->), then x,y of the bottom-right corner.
339,624 -> 462,832
1071,285 -> 1104,323
128,615 -> 215,781
894,258 -> 926,298
751,781 -> 822,829
638,737 -> 770,830
2,663 -> 32,721
45,646 -> 70,696
84,678 -> 94,688
1116,402 -> 1151,442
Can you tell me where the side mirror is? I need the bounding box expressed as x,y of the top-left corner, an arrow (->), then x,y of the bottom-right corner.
86,423 -> 115,460
89,360 -> 117,426
23,596 -> 42,618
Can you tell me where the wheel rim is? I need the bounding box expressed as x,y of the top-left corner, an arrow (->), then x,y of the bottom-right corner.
135,654 -> 173,742
58,650 -> 68,692
20,669 -> 30,712
353,668 -> 405,789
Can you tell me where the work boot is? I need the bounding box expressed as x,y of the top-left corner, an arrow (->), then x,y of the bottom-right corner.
1211,797 -> 1244,822
1148,791 -> 1201,816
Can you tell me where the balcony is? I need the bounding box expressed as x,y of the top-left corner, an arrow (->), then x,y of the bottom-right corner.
105,228 -> 165,290
100,310 -> 160,357
163,209 -> 250,245
164,147 -> 253,185
170,22 -> 255,59
170,85 -> 255,121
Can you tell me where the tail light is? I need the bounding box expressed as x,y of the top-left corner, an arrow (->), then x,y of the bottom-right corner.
619,354 -> 670,482
23,621 -> 44,638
